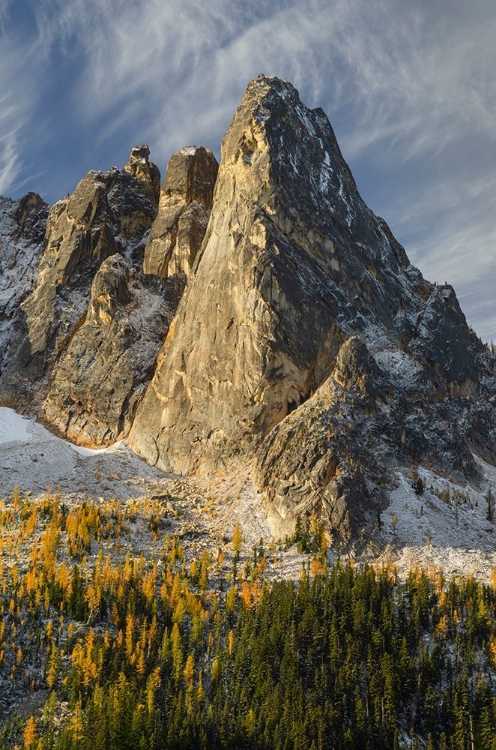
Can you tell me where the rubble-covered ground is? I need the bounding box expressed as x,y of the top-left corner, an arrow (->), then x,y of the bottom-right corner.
1,407 -> 496,583
0,408 -> 309,580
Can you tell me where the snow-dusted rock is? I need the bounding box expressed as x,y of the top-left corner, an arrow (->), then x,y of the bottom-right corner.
41,254 -> 174,446
0,146 -> 162,409
143,145 -> 218,279
0,193 -> 48,404
2,75 -> 496,547
128,75 -> 496,542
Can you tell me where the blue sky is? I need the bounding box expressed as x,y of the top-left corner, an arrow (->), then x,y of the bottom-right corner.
1,0 -> 495,340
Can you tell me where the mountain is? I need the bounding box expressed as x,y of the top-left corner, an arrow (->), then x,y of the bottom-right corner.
1,74 -> 496,548
129,75 -> 496,543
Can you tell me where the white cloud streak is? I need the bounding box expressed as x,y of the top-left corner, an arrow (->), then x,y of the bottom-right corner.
0,44 -> 27,194
29,0 -> 496,171
0,18 -> 47,195
394,173 -> 496,340
0,0 -> 9,30
0,130 -> 19,196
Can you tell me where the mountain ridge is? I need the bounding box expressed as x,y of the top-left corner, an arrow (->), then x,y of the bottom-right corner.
1,74 -> 495,548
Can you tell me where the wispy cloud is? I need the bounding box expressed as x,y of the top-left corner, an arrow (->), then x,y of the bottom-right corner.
391,172 -> 496,340
33,0 -> 335,151
4,0 -> 496,338
0,0 -> 9,30
0,130 -> 20,196
28,0 -> 496,168
0,15 -> 47,196
0,43 -> 26,195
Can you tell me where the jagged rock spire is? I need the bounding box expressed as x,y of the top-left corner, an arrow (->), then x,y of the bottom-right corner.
143,146 -> 218,279
128,75 -> 434,473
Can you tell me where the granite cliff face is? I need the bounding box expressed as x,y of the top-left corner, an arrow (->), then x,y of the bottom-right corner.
0,193 -> 48,403
2,146 -> 161,403
0,144 -> 215,444
1,74 -> 496,544
41,254 -> 173,445
128,75 -> 496,540
128,77 -> 490,474
143,146 -> 218,280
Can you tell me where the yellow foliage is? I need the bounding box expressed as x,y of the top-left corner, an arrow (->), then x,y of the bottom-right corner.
435,615 -> 448,638
226,586 -> 237,613
228,629 -> 235,657
23,715 -> 37,750
241,582 -> 252,608
310,555 -> 326,578
211,657 -> 220,682
184,653 -> 194,685
146,667 -> 161,715
70,701 -> 84,742
232,523 -> 243,555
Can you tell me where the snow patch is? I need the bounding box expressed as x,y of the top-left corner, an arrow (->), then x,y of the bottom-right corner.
377,463 -> 496,582
70,443 -> 121,457
0,407 -> 116,456
0,408 -> 163,502
373,347 -> 422,386
0,407 -> 31,444
178,146 -> 200,157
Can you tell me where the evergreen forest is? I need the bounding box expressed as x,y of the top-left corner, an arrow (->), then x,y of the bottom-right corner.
0,489 -> 495,749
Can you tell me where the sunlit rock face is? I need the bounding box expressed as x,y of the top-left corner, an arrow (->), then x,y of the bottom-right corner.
22,145 -> 160,371
129,75 -> 496,541
0,146 -> 161,405
143,145 -> 218,280
41,254 -> 173,446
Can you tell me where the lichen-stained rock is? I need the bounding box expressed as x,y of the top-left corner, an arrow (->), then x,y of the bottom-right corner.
42,254 -> 174,446
143,146 -> 218,279
13,146 -> 160,387
255,336 -> 482,543
129,75 -> 462,474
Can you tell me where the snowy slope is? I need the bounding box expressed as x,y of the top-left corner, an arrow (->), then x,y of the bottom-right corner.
2,407 -> 496,582
0,407 -> 162,500
376,462 -> 496,582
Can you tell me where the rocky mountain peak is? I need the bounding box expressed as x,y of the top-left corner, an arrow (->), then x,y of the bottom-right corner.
165,146 -> 218,206
0,146 -> 163,407
128,75 -> 433,473
123,144 -> 161,204
128,144 -> 151,162
143,145 -> 218,279
127,74 -> 496,540
1,74 -> 496,545
13,192 -> 47,242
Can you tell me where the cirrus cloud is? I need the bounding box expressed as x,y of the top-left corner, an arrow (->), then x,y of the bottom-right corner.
1,0 -> 495,338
